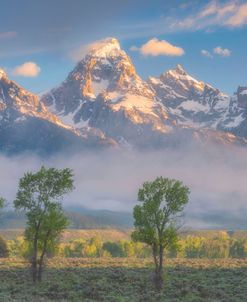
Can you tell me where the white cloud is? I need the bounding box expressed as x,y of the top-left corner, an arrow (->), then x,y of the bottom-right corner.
136,38 -> 185,57
168,1 -> 247,32
12,62 -> 41,77
226,2 -> 247,27
201,49 -> 213,58
213,46 -> 231,57
120,1 -> 247,40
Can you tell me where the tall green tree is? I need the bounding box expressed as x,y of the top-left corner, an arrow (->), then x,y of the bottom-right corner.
14,166 -> 74,282
132,177 -> 189,289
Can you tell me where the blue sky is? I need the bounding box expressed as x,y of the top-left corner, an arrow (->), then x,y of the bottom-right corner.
0,0 -> 247,94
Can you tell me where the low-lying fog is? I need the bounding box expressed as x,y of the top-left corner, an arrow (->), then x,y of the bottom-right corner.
1,143 -> 247,229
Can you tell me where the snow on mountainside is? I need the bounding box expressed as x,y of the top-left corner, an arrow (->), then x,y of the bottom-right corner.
0,69 -> 115,155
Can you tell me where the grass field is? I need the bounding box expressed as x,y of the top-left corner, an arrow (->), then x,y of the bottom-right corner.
1,257 -> 247,302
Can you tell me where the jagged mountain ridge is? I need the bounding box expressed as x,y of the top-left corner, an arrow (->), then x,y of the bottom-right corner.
148,64 -> 230,129
0,68 -> 115,156
41,38 -> 247,150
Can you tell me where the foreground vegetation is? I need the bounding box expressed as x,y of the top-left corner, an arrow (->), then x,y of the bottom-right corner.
1,229 -> 247,300
1,169 -> 246,300
0,257 -> 247,301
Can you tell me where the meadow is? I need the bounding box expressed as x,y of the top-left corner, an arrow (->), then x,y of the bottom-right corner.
0,257 -> 247,301
1,229 -> 247,301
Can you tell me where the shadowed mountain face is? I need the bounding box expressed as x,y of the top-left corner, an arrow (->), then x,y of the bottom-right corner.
0,38 -> 247,156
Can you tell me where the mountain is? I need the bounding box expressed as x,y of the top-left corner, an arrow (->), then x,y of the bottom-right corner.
41,38 -> 173,149
149,65 -> 247,140
41,38 -> 247,150
0,38 -> 246,156
0,68 -> 114,156
148,64 -> 230,129
218,86 -> 247,138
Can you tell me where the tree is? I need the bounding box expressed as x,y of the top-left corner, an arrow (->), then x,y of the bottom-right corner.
131,177 -> 189,289
14,166 -> 74,282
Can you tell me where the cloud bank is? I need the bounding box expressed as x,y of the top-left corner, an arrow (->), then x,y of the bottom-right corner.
1,142 -> 247,229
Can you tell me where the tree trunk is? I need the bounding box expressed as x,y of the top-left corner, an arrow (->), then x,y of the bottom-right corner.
32,238 -> 38,283
152,244 -> 159,273
158,244 -> 163,274
32,259 -> 37,283
154,244 -> 164,291
37,259 -> 43,282
152,243 -> 163,290
37,230 -> 50,282
38,249 -> 46,282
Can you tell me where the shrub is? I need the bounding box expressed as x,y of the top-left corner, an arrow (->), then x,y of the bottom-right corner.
229,239 -> 246,258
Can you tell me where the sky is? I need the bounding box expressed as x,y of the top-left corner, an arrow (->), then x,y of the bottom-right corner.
0,0 -> 247,94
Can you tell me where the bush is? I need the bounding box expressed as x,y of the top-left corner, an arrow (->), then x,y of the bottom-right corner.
229,239 -> 246,258
102,241 -> 125,257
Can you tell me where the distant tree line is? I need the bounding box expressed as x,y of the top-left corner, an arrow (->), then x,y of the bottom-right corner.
2,233 -> 247,259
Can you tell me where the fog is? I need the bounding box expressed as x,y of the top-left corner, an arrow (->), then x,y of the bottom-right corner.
0,143 -> 247,229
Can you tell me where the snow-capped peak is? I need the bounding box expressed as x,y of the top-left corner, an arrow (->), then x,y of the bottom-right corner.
86,37 -> 122,59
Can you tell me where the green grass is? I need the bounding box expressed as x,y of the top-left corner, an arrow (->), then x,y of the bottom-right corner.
1,258 -> 247,301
